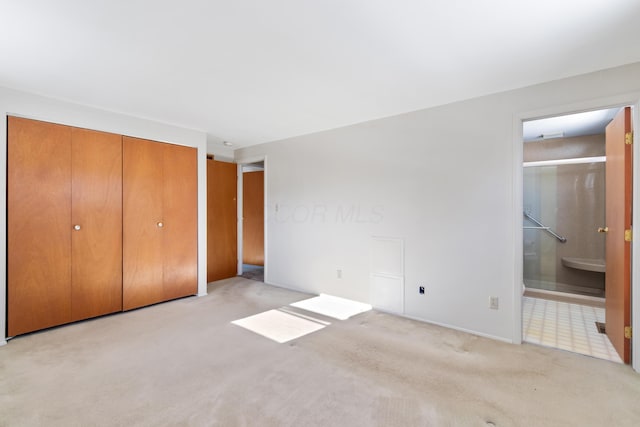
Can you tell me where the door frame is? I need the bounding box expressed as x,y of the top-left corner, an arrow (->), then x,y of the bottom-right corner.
512,93 -> 640,372
237,155 -> 268,282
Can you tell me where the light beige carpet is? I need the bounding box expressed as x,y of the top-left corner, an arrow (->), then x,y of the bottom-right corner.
1,277 -> 639,426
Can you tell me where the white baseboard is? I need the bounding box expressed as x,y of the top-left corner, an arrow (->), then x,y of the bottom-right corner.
264,280 -> 315,297
400,313 -> 514,344
262,281 -> 513,344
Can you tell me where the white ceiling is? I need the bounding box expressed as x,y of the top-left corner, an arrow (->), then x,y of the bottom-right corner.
1,1 -> 640,149
523,108 -> 620,142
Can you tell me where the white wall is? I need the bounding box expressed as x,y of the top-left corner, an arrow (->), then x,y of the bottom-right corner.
0,86 -> 210,345
236,62 -> 640,345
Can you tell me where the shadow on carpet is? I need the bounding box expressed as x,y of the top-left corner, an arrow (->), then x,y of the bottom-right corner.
240,264 -> 264,282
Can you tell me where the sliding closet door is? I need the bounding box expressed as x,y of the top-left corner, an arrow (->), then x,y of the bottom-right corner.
71,128 -> 123,320
162,143 -> 198,299
123,136 -> 164,309
7,117 -> 72,336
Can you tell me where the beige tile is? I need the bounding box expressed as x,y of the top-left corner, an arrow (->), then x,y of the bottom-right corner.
522,296 -> 621,363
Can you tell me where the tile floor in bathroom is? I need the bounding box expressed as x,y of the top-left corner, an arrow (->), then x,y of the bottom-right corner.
522,296 -> 622,363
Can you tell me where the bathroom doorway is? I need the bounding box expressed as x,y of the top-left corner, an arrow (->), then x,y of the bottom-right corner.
238,160 -> 265,282
521,106 -> 633,364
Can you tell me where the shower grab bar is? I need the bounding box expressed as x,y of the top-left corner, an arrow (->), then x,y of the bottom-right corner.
523,212 -> 567,243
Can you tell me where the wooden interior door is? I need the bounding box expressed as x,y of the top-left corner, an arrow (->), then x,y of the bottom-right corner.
7,117 -> 72,336
162,143 -> 198,300
123,136 -> 164,310
207,158 -> 238,282
605,106 -> 632,363
71,128 -> 123,321
243,170 -> 264,266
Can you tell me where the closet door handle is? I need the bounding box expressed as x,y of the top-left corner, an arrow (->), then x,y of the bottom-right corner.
73,225 -> 81,231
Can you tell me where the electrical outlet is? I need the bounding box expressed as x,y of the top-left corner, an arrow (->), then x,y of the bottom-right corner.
419,286 -> 425,294
337,269 -> 342,279
489,297 -> 499,310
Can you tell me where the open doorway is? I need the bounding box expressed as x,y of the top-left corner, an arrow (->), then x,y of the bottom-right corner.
238,161 -> 265,282
521,106 -> 633,364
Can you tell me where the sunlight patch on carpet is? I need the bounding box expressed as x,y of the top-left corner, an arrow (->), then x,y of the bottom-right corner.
290,293 -> 372,320
232,309 -> 329,343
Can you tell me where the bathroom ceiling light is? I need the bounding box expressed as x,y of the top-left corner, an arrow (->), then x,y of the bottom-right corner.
223,141 -> 233,146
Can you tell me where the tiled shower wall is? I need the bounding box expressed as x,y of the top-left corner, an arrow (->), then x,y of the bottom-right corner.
523,134 -> 606,294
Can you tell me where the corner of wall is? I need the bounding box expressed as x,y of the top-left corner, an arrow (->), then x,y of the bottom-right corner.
206,135 -> 235,160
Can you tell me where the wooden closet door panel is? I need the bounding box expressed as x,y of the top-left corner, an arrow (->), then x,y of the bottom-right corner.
207,159 -> 238,282
123,136 -> 164,310
242,171 -> 264,266
71,128 -> 123,320
162,143 -> 198,300
7,117 -> 72,336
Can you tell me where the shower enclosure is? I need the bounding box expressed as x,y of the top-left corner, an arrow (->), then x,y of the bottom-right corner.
523,154 -> 606,297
